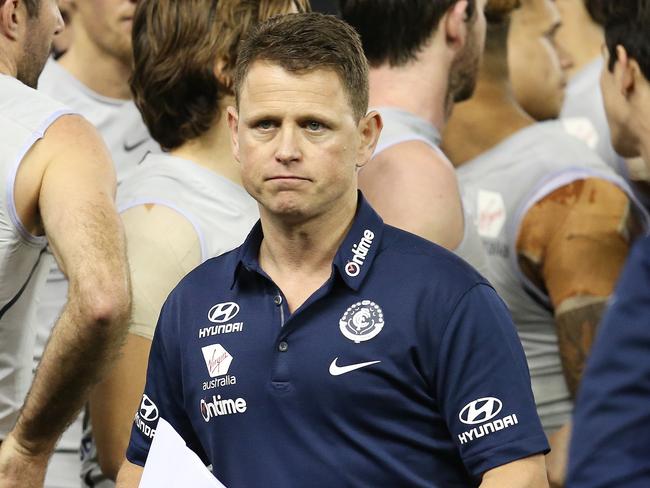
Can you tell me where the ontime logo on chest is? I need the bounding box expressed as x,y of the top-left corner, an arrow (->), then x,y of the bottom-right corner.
339,300 -> 385,343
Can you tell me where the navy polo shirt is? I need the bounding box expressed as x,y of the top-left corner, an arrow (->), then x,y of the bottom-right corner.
568,235 -> 650,487
127,194 -> 548,487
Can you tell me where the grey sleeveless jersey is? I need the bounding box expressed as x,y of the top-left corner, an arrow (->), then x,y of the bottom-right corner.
561,58 -> 622,173
38,58 -> 159,180
371,107 -> 490,276
457,120 -> 649,432
0,75 -> 73,437
80,153 -> 259,487
562,58 -> 650,210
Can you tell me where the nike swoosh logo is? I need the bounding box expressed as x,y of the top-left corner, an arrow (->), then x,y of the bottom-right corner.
329,357 -> 380,376
123,138 -> 148,152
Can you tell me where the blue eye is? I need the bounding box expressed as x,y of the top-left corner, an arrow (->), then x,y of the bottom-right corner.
306,121 -> 324,131
257,120 -> 274,130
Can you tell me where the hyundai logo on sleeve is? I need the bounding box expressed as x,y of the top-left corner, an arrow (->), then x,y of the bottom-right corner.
459,397 -> 502,425
208,302 -> 240,323
139,394 -> 159,422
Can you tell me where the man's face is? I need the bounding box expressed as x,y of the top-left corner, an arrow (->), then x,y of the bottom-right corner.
507,0 -> 570,120
19,0 -> 64,88
229,62 -> 369,223
74,0 -> 136,65
600,47 -> 638,158
449,0 -> 488,103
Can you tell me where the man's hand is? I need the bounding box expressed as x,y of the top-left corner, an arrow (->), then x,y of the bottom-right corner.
546,422 -> 571,488
0,433 -> 49,488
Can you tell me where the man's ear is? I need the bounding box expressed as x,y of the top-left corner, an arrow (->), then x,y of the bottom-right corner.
355,110 -> 383,170
443,0 -> 470,50
213,57 -> 233,90
614,44 -> 644,100
227,106 -> 241,162
0,0 -> 21,41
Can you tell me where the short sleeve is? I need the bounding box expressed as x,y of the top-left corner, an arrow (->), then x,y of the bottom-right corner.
125,293 -> 208,466
435,283 -> 549,477
567,237 -> 650,487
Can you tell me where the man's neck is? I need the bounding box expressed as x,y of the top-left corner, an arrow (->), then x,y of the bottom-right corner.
170,97 -> 243,186
58,29 -> 131,100
259,192 -> 357,279
442,75 -> 533,166
368,58 -> 450,133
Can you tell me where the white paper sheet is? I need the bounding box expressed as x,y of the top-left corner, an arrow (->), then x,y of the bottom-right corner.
139,417 -> 227,488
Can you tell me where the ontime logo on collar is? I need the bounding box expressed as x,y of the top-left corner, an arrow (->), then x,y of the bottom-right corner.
339,300 -> 384,343
345,229 -> 375,277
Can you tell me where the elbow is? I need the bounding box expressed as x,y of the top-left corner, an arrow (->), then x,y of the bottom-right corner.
75,275 -> 132,336
98,449 -> 124,482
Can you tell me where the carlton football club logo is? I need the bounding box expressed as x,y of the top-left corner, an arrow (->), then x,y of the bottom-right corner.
339,300 -> 385,343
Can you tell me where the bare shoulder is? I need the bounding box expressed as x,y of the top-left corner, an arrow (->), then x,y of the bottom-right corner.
367,140 -> 455,178
360,140 -> 463,249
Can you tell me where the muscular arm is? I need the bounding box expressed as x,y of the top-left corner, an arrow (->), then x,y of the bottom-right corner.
91,205 -> 201,480
517,178 -> 635,487
359,141 -> 464,249
0,115 -> 131,484
481,454 -> 548,487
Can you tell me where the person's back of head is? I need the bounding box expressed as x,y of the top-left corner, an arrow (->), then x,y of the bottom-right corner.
339,0 -> 476,68
593,0 -> 650,83
591,0 -> 650,161
130,0 -> 309,151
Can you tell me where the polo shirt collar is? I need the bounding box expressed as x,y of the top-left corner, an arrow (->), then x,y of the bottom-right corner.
231,192 -> 384,291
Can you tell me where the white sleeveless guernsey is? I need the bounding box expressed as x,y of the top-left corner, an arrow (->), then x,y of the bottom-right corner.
371,107 -> 490,277
457,120 -> 649,432
0,74 -> 73,437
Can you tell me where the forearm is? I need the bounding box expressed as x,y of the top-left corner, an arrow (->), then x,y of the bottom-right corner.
116,460 -> 143,488
555,297 -> 606,397
91,333 -> 151,480
480,455 -> 549,487
14,276 -> 131,456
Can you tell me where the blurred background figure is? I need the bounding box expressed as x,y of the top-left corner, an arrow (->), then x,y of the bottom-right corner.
568,1 -> 650,485
556,0 -> 650,209
86,1 -> 308,486
51,1 -> 73,58
340,0 -> 491,275
443,0 -> 649,485
35,1 -> 159,486
0,0 -> 131,486
311,0 -> 338,13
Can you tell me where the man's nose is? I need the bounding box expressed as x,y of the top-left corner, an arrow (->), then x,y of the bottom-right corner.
275,126 -> 301,164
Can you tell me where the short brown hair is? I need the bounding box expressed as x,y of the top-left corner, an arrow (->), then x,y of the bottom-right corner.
234,12 -> 369,121
131,0 -> 309,151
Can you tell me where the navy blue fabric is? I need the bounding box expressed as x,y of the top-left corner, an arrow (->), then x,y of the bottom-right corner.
568,235 -> 650,487
127,194 -> 548,487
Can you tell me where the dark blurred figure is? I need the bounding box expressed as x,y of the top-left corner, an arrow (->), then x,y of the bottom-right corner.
568,2 -> 650,485
311,0 -> 338,14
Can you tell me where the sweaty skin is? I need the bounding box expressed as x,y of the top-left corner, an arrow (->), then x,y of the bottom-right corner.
517,178 -> 634,396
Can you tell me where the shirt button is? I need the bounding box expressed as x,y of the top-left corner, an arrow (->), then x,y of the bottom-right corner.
278,341 -> 288,352
273,295 -> 283,306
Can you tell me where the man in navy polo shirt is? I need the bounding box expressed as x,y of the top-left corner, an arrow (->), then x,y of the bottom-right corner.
116,12 -> 549,487
567,2 -> 650,486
